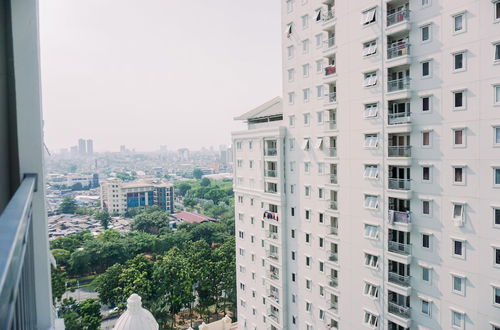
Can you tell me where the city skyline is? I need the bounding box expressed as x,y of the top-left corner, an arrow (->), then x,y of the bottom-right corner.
39,0 -> 282,152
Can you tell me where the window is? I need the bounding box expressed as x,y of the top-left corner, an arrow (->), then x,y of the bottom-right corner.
287,45 -> 294,58
421,25 -> 431,42
362,8 -> 376,26
363,71 -> 378,87
301,14 -> 309,29
290,161 -> 295,172
302,138 -> 310,150
422,266 -> 431,282
422,0 -> 431,7
495,1 -> 500,20
305,301 -> 311,312
303,88 -> 310,102
363,40 -> 377,56
364,195 -> 379,209
316,85 -> 324,99
422,60 -> 431,77
494,208 -> 500,226
306,279 -> 311,290
453,167 -> 465,184
422,234 -> 431,249
422,96 -> 431,112
302,63 -> 310,77
304,161 -> 311,173
305,209 -> 311,220
237,160 -> 243,168
495,85 -> 500,104
315,33 -> 323,47
305,233 -> 310,243
364,134 -> 379,148
364,253 -> 379,268
494,127 -> 500,145
288,92 -> 295,104
422,200 -> 431,215
452,275 -> 465,295
316,59 -> 323,73
364,224 -> 379,239
364,103 -> 379,118
495,44 -> 500,61
452,310 -> 464,328
453,203 -> 465,226
363,311 -> 379,328
318,163 -> 325,174
304,185 -> 311,197
305,256 -> 311,267
422,131 -> 431,147
286,0 -> 293,13
291,208 -> 295,217
494,286 -> 500,306
421,299 -> 431,316
289,115 -> 295,127
496,168 -> 500,186
364,282 -> 379,298
453,90 -> 465,109
249,160 -> 253,168
453,239 -> 465,258
292,273 -> 296,282
318,188 -> 324,199
364,165 -> 379,179
422,166 -> 431,182
302,39 -> 310,54
287,68 -> 295,82
453,129 -> 465,147
289,137 -> 295,150
454,52 -> 465,71
453,13 -> 465,33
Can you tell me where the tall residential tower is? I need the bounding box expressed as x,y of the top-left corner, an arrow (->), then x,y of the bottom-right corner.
233,1 -> 500,329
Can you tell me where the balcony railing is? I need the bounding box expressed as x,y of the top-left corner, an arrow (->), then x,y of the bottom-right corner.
325,65 -> 337,76
387,42 -> 410,59
388,146 -> 411,157
264,148 -> 277,156
327,147 -> 337,157
0,175 -> 38,329
266,231 -> 279,240
388,301 -> 411,319
327,92 -> 337,103
329,174 -> 338,184
329,276 -> 338,288
268,291 -> 280,304
328,252 -> 338,262
325,36 -> 335,48
329,200 -> 338,211
322,9 -> 335,22
263,210 -> 279,222
387,77 -> 410,92
387,9 -> 410,27
388,210 -> 411,224
268,312 -> 279,324
388,178 -> 411,190
388,111 -> 411,125
265,186 -> 278,194
388,272 -> 411,287
328,226 -> 338,236
265,170 -> 277,178
267,250 -> 279,261
325,119 -> 337,130
388,241 -> 412,255
328,300 -> 338,311
267,271 -> 279,281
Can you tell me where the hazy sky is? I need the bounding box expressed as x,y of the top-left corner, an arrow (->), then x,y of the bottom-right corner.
39,0 -> 282,152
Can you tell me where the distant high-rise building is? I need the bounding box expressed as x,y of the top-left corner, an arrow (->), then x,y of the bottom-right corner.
70,145 -> 78,155
120,145 -> 127,153
86,139 -> 94,154
78,138 -> 86,154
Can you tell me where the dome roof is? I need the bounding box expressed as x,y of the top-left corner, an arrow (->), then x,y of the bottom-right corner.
114,294 -> 159,330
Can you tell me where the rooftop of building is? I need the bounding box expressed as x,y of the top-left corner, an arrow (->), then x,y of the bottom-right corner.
171,211 -> 216,224
234,96 -> 282,121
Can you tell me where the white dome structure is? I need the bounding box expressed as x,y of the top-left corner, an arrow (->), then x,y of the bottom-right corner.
114,294 -> 159,330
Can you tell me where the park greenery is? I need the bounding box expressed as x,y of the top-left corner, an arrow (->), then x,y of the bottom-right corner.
51,178 -> 236,329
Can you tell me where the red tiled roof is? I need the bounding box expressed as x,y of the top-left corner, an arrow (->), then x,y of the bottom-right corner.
172,211 -> 215,224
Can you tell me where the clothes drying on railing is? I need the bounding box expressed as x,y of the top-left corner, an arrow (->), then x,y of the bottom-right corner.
263,211 -> 278,221
325,65 -> 336,76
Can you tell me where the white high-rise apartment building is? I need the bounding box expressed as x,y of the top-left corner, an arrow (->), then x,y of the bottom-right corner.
233,1 -> 500,329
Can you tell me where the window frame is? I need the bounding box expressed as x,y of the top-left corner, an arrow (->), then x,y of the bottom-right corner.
453,51 -> 466,72
452,12 -> 466,34
421,24 -> 432,43
453,89 -> 466,110
421,60 -> 432,78
451,274 -> 466,296
452,239 -> 466,259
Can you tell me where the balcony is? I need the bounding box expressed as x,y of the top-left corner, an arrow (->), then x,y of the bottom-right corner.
266,231 -> 279,241
326,92 -> 337,103
328,173 -> 338,185
328,200 -> 338,211
388,146 -> 411,157
322,9 -> 335,23
328,226 -> 338,236
263,211 -> 279,222
267,270 -> 280,281
388,272 -> 411,287
268,290 -> 280,304
388,210 -> 411,224
387,9 -> 410,27
387,42 -> 410,60
328,300 -> 338,311
264,148 -> 277,157
324,65 -> 337,77
325,36 -> 336,50
325,119 -> 337,130
0,175 -> 44,329
267,250 -> 279,261
388,77 -> 410,92
328,252 -> 338,262
327,147 -> 337,157
329,276 -> 338,288
388,241 -> 412,255
388,301 -> 411,319
265,170 -> 277,178
388,111 -> 411,125
388,178 -> 411,190
268,311 -> 279,324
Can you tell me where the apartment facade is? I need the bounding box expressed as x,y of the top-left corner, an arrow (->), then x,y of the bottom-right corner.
233,1 -> 500,329
101,178 -> 174,215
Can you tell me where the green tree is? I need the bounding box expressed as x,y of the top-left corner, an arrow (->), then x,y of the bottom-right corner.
59,298 -> 101,330
192,168 -> 203,179
176,182 -> 192,197
93,263 -> 124,306
51,266 -> 68,304
200,177 -> 210,187
59,196 -> 77,214
183,197 -> 197,208
95,210 -> 111,229
132,210 -> 170,235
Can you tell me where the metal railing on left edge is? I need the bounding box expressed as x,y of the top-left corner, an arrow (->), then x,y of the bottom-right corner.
0,174 -> 38,329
